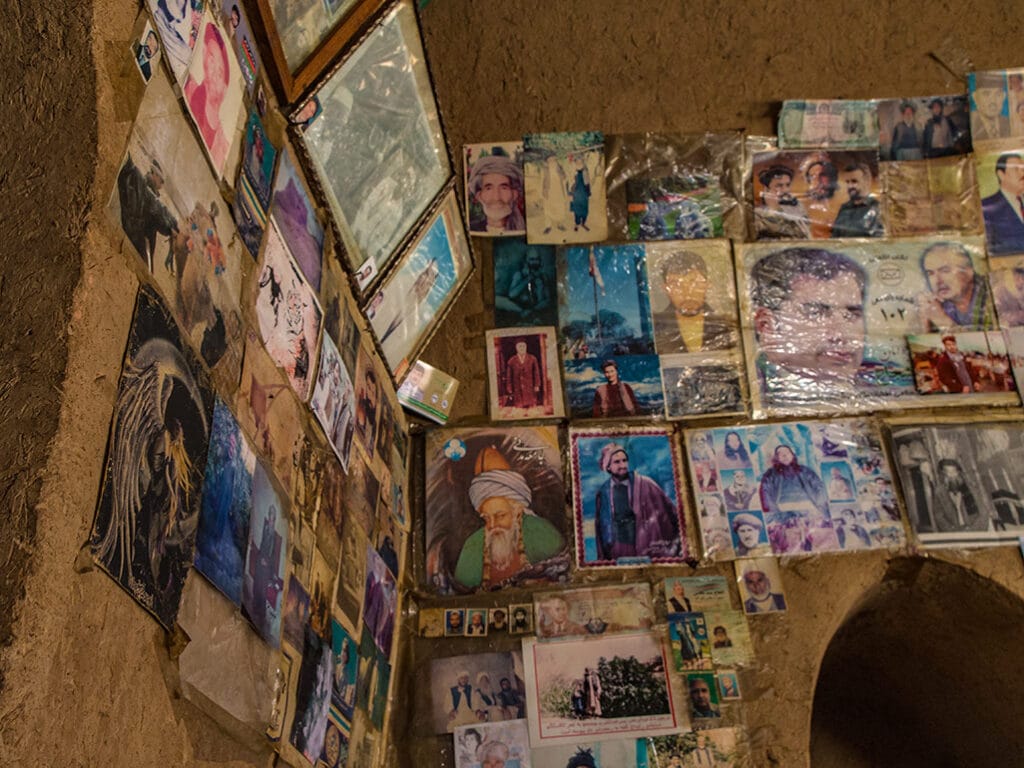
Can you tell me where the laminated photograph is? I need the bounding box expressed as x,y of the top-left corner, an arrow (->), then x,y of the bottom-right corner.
751,150 -> 884,240
975,146 -> 1024,256
686,421 -> 904,560
777,99 -> 879,149
533,583 -> 654,640
465,142 -> 526,237
424,426 -> 570,594
454,720 -> 531,768
270,148 -> 324,291
704,610 -> 754,668
737,237 -> 996,418
644,727 -> 744,768
182,13 -> 244,179
310,333 -> 357,468
300,0 -> 450,278
522,632 -> 681,746
907,331 -> 1017,401
366,189 -> 473,377
735,557 -> 787,616
663,575 -> 732,613
667,612 -> 712,671
132,22 -> 161,83
486,326 -> 565,421
889,421 -> 1024,548
877,95 -> 972,161
532,739 -> 641,768
146,0 -> 202,83
570,426 -> 686,568
968,70 -> 1020,144
396,359 -> 459,424
255,223 -> 323,402
429,651 -> 525,733
524,131 -> 608,244
559,245 -> 663,419
493,238 -> 558,328
241,461 -> 289,645
220,0 -> 261,91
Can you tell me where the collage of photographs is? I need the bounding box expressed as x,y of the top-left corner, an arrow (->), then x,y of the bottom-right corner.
96,0 -> 1024,765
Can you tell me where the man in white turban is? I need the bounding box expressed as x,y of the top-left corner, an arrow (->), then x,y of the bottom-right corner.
454,446 -> 564,588
467,152 -> 525,235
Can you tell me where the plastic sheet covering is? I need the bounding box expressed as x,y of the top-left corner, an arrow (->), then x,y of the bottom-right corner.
876,95 -> 973,161
777,99 -> 879,150
300,0 -> 450,279
605,132 -> 745,243
881,155 -> 981,236
684,419 -> 905,561
177,573 -> 276,737
735,236 -> 1006,418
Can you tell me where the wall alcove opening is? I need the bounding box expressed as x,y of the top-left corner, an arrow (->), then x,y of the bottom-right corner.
809,557 -> 1024,768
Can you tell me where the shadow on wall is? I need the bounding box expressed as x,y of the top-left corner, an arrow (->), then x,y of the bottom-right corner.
810,557 -> 1024,768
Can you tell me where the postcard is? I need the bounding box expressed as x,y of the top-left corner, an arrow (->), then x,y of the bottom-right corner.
877,95 -> 972,160
663,575 -> 732,613
454,720 -> 531,768
429,651 -> 524,734
534,583 -> 654,640
524,131 -> 608,244
396,359 -> 460,424
300,0 -> 450,278
182,14 -> 244,179
270,148 -> 324,291
465,142 -> 526,237
570,426 -> 686,568
968,70 -> 1022,144
889,421 -> 1024,547
255,223 -> 323,402
735,557 -> 787,615
522,632 -> 681,746
704,611 -> 754,668
132,21 -> 161,82
195,397 -> 256,605
667,612 -> 712,671
881,155 -> 981,236
366,189 -> 473,376
751,149 -> 884,239
737,237 -> 996,418
532,740 -> 641,768
687,421 -> 903,559
90,286 -> 214,629
241,462 -> 289,645
493,238 -> 558,327
424,426 -> 570,593
907,331 -> 1017,398
777,99 -> 879,149
486,326 -> 565,420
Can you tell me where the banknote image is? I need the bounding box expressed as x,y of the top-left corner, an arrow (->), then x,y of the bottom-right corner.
778,100 -> 879,149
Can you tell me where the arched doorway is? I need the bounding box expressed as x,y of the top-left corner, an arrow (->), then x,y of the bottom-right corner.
809,557 -> 1024,767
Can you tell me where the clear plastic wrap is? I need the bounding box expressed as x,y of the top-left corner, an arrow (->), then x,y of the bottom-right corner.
777,99 -> 879,149
604,132 -> 746,243
557,240 -> 745,421
735,236 -> 998,418
299,0 -> 451,279
881,155 -> 981,236
684,419 -> 905,562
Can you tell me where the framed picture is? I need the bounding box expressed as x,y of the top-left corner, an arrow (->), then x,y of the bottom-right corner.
251,0 -> 388,103
486,326 -> 565,421
569,426 -> 687,568
297,0 -> 451,284
364,188 -> 473,379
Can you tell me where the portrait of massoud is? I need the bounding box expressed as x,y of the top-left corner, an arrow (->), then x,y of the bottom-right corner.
981,152 -> 1024,256
427,441 -> 568,592
466,149 -> 526,236
651,249 -> 738,355
749,246 -> 869,406
916,241 -> 995,331
591,442 -> 680,562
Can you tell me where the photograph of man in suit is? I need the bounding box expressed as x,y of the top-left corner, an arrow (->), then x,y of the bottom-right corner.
981,152 -> 1024,255
652,250 -> 736,354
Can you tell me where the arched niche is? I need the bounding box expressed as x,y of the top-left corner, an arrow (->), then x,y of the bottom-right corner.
809,557 -> 1024,767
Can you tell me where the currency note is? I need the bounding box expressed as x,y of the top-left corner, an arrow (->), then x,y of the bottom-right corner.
778,100 -> 879,149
